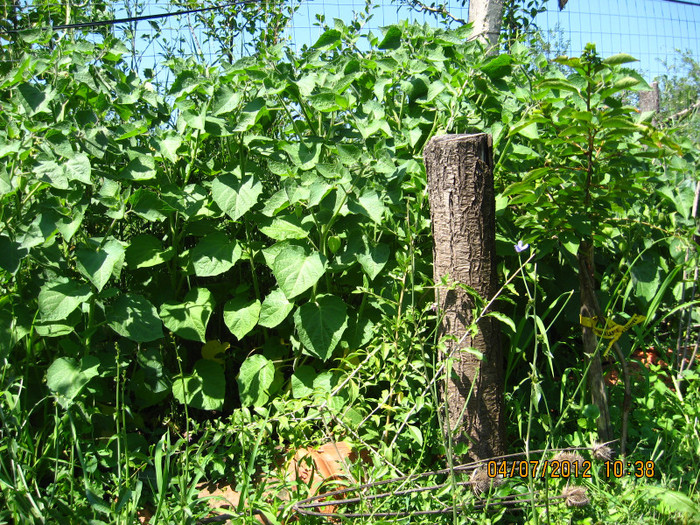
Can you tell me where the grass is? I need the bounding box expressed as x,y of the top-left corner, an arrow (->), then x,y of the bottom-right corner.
2,239 -> 699,525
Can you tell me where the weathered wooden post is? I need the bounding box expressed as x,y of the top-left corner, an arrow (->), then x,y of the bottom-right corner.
639,81 -> 660,114
424,134 -> 505,461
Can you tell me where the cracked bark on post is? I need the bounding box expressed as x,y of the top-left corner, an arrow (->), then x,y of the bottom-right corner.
424,134 -> 505,462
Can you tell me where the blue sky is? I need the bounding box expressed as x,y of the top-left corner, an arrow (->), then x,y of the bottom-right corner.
115,0 -> 700,83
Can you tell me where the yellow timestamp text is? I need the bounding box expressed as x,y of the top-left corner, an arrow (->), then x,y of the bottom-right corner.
604,460 -> 656,478
486,459 -> 593,479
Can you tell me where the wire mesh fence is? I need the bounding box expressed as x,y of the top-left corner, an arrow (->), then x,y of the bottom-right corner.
1,1 -> 699,83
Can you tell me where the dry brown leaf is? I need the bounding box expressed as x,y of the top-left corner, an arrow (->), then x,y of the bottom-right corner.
137,507 -> 153,524
196,481 -> 269,524
284,441 -> 355,516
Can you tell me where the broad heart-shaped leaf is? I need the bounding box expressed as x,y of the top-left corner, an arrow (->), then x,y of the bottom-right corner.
223,297 -> 261,340
347,189 -> 386,224
129,189 -> 170,222
378,25 -> 402,50
237,354 -> 275,407
0,235 -> 28,274
191,232 -> 242,277
18,82 -> 55,115
234,98 -> 267,132
356,242 -> 390,280
133,348 -> 171,408
201,340 -> 229,366
258,214 -> 313,240
294,294 -> 348,361
211,84 -> 243,116
118,155 -> 156,180
107,293 -> 163,343
46,356 -> 100,409
172,359 -> 225,411
38,278 -> 93,322
630,253 -> 662,303
159,287 -> 214,342
211,172 -> 263,221
312,28 -> 341,50
125,234 -> 174,269
65,154 -> 92,184
258,288 -> 294,328
34,158 -> 68,189
271,245 -> 326,300
291,365 -> 316,399
76,238 -> 126,292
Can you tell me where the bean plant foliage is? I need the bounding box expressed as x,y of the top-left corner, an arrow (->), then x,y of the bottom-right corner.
0,21 -> 513,416
1,15 -> 698,522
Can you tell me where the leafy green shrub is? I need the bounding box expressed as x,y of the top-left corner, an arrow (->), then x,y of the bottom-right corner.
1,15 -> 698,522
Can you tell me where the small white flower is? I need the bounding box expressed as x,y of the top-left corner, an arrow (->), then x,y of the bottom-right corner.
514,240 -> 530,253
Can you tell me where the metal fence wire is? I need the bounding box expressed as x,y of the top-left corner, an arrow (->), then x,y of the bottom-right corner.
1,0 -> 699,82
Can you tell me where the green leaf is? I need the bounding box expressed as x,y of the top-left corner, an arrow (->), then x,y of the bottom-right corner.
46,356 -> 100,409
237,354 -> 275,407
107,293 -> 164,343
152,133 -> 182,163
309,92 -> 341,112
161,183 -> 211,219
125,234 -> 174,269
191,232 -> 242,277
34,158 -> 68,189
76,238 -> 126,292
259,214 -> 312,240
65,154 -> 92,184
291,365 -> 316,398
118,155 -> 156,181
486,311 -> 516,333
258,288 -> 294,328
378,25 -> 402,50
172,359 -> 225,411
348,190 -> 386,224
480,54 -> 512,78
234,98 -> 267,132
312,29 -> 341,50
279,141 -> 322,170
18,82 -> 55,115
512,121 -> 539,139
211,172 -> 263,221
211,84 -> 243,115
38,278 -> 93,322
294,294 -> 348,361
271,245 -> 326,300
129,189 -> 170,222
630,254 -> 661,303
356,243 -> 389,280
613,76 -> 642,90
224,297 -> 261,340
538,79 -> 580,93
0,166 -> 12,196
0,235 -> 28,274
133,348 -> 171,407
159,287 -> 214,342
647,486 -> 700,519
181,108 -> 205,130
602,53 -> 638,65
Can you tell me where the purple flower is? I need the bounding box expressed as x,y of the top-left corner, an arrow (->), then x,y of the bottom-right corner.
514,240 -> 530,253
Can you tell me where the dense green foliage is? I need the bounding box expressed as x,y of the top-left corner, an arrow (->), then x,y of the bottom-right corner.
0,15 -> 698,524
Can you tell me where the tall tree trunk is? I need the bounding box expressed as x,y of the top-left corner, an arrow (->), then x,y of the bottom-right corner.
424,134 -> 505,461
468,0 -> 505,51
578,241 -> 613,443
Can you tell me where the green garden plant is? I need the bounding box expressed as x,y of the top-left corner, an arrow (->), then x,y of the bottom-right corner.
1,13 -> 698,522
